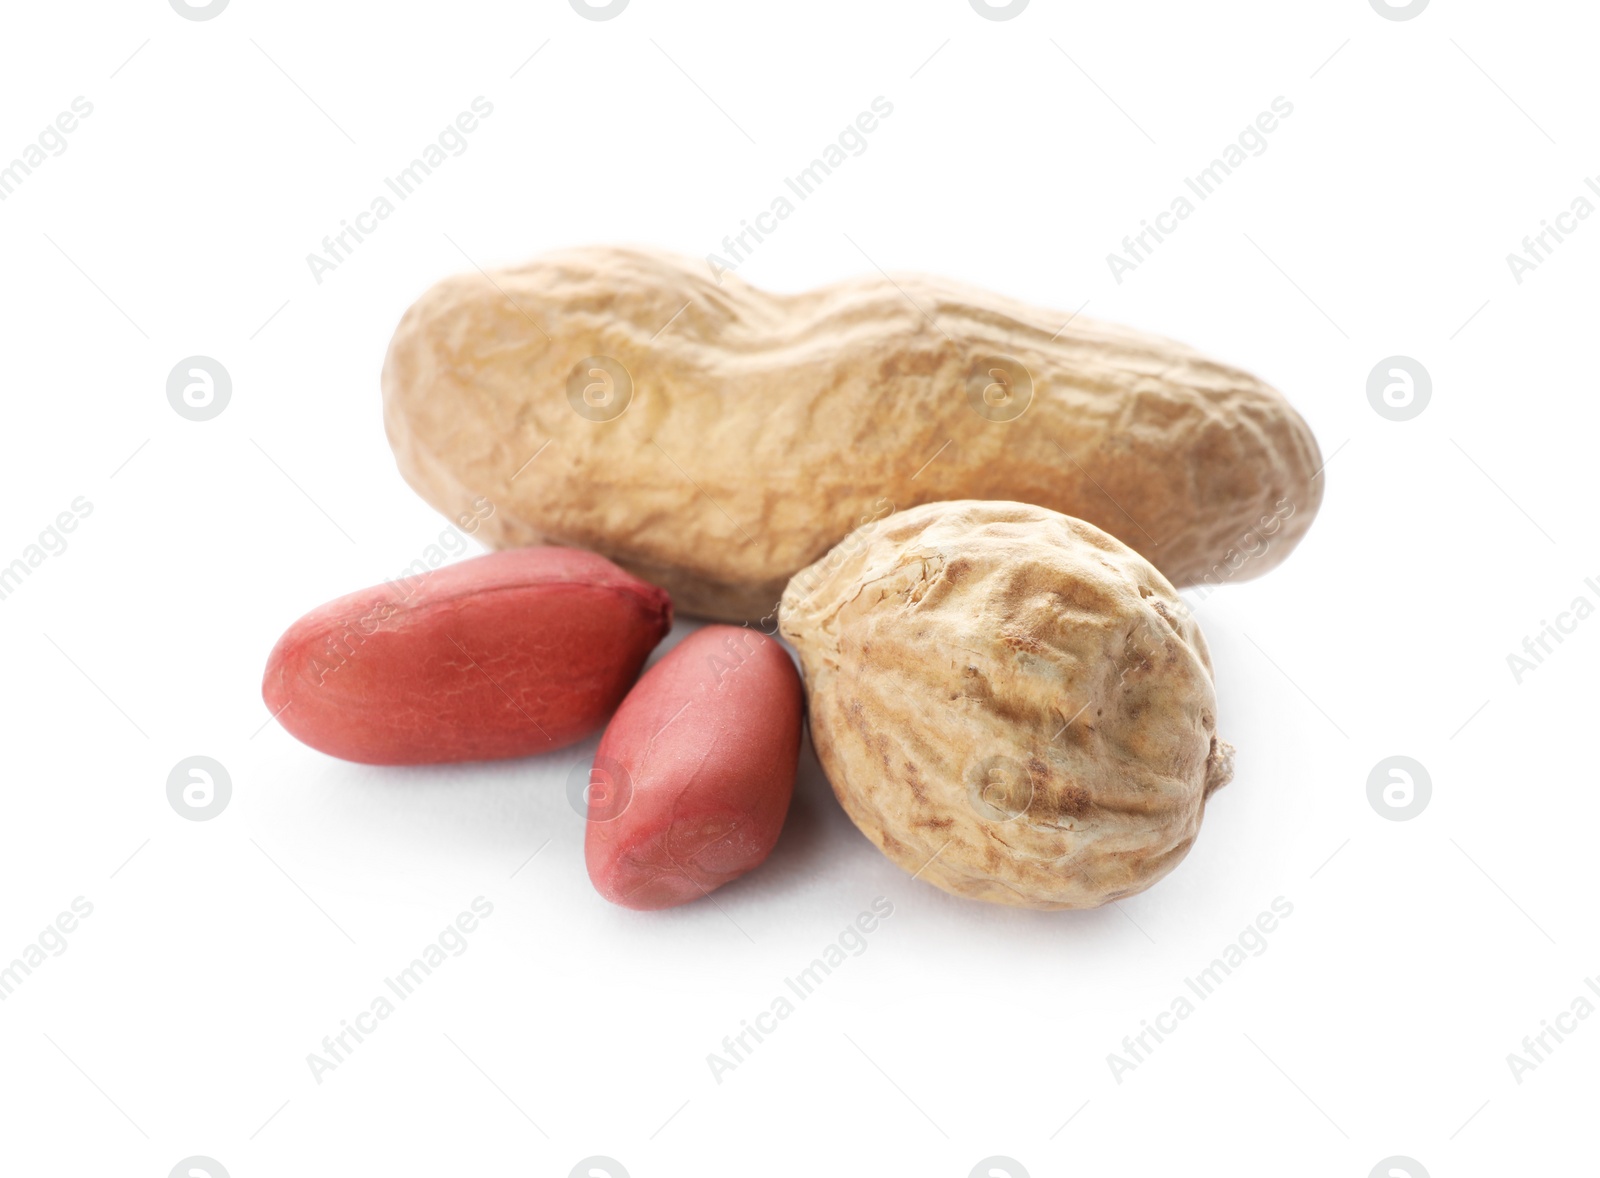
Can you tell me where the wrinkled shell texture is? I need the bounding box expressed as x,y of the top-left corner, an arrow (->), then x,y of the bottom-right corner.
383,247 -> 1322,622
780,501 -> 1234,910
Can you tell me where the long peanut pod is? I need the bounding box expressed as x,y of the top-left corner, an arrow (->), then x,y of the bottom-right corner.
383,247 -> 1322,622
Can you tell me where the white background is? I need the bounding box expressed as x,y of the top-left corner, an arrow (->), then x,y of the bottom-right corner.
1,1 -> 1595,1175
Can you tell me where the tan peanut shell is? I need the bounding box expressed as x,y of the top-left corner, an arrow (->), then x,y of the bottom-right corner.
382,246 -> 1322,622
779,500 -> 1234,910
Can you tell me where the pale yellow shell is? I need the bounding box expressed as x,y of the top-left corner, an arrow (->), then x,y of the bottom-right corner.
780,500 -> 1233,910
382,247 -> 1322,622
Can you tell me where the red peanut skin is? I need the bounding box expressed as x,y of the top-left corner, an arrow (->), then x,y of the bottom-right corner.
586,626 -> 804,910
262,548 -> 672,764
